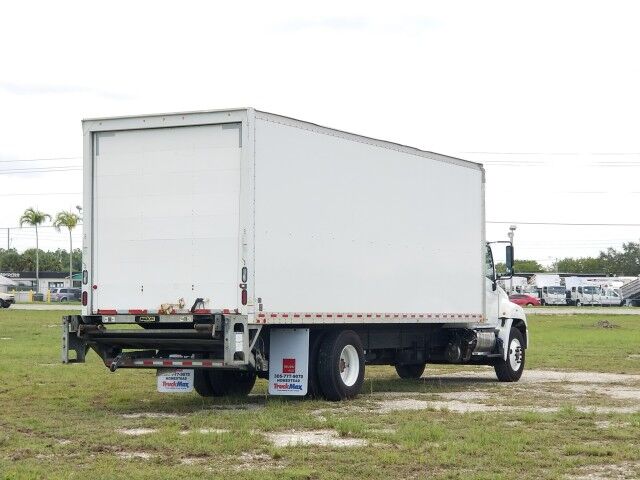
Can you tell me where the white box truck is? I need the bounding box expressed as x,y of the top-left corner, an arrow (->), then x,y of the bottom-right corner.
528,274 -> 565,305
62,108 -> 528,400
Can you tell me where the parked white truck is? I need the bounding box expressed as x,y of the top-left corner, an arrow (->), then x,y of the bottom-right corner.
528,274 -> 565,305
62,108 -> 528,400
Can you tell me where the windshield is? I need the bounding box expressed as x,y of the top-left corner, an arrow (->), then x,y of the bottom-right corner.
548,286 -> 564,294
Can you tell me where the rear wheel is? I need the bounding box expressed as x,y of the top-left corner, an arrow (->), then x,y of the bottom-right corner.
526,303 -> 534,307
575,300 -> 581,307
194,370 -> 216,397
194,369 -> 256,397
395,363 -> 426,379
494,327 -> 525,382
0,300 -> 6,308
317,330 -> 365,401
306,331 -> 325,398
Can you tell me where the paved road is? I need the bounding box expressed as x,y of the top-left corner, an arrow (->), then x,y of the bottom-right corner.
8,304 -> 81,311
526,306 -> 640,315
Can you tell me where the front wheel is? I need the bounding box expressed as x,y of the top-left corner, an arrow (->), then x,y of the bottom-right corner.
494,327 -> 525,382
0,300 -> 6,308
317,330 -> 365,401
395,363 -> 426,379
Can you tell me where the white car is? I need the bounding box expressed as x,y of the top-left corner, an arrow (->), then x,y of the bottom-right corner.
0,292 -> 15,308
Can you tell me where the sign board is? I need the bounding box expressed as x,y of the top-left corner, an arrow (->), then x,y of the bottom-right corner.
156,368 -> 194,393
268,328 -> 309,396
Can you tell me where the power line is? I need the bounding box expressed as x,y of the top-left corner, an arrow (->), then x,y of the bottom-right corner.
0,156 -> 81,163
488,221 -> 640,227
461,152 -> 640,155
0,192 -> 81,197
0,166 -> 82,175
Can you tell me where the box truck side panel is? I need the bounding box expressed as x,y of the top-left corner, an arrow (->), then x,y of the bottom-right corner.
92,124 -> 241,312
253,115 -> 484,315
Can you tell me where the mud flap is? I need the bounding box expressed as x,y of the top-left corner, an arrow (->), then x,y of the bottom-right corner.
268,328 -> 309,396
62,316 -> 89,363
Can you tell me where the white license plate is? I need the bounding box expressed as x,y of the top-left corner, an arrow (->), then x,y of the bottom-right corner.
156,368 -> 194,393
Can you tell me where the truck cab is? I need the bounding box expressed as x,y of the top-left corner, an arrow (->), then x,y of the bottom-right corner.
539,285 -> 566,306
600,288 -> 622,306
570,285 -> 602,306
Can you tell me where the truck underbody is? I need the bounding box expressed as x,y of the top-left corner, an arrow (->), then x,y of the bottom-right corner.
63,313 -> 527,400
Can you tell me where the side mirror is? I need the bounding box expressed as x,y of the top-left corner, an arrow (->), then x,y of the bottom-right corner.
505,244 -> 514,277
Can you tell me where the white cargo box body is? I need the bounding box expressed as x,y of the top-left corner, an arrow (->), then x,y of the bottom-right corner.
83,109 -> 486,323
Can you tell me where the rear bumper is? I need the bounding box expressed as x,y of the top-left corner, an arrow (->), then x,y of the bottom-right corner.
62,313 -> 262,372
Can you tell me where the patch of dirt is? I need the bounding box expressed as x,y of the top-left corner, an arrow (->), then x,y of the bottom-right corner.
375,398 -> 506,414
594,320 -> 620,329
567,461 -> 640,479
232,452 -> 284,471
594,420 -> 631,429
564,384 -> 640,400
115,451 -> 155,460
179,428 -> 230,435
121,412 -> 181,419
265,429 -> 367,447
447,369 -> 640,384
117,428 -> 158,436
437,391 -> 491,401
208,404 -> 263,411
513,370 -> 640,384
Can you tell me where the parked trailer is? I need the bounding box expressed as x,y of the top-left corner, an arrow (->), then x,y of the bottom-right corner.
621,277 -> 640,307
62,108 -> 528,400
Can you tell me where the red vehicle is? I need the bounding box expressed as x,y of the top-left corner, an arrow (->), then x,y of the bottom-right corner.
509,294 -> 541,307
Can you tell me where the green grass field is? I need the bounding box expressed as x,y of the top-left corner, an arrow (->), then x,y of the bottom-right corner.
1,310 -> 639,479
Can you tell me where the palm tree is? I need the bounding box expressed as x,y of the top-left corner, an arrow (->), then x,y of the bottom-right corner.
53,211 -> 81,290
19,208 -> 51,293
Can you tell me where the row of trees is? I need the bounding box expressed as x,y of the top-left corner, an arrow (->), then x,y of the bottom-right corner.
16,207 -> 81,289
0,248 -> 82,273
513,240 -> 640,276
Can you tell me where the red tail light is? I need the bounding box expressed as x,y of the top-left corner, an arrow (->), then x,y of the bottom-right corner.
82,291 -> 87,306
241,289 -> 247,305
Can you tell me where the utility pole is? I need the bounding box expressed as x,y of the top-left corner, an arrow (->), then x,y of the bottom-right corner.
6,228 -> 8,251
508,225 -> 517,293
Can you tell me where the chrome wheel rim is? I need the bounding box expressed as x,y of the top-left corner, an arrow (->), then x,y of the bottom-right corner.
339,345 -> 359,386
508,338 -> 523,371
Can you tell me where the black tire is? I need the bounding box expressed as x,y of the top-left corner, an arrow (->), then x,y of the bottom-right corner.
494,327 -> 525,382
540,299 -> 546,306
395,363 -> 426,379
60,297 -> 68,303
317,330 -> 365,401
306,331 -> 325,398
193,369 -> 256,397
0,300 -> 6,308
575,300 -> 581,307
194,369 -> 216,397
